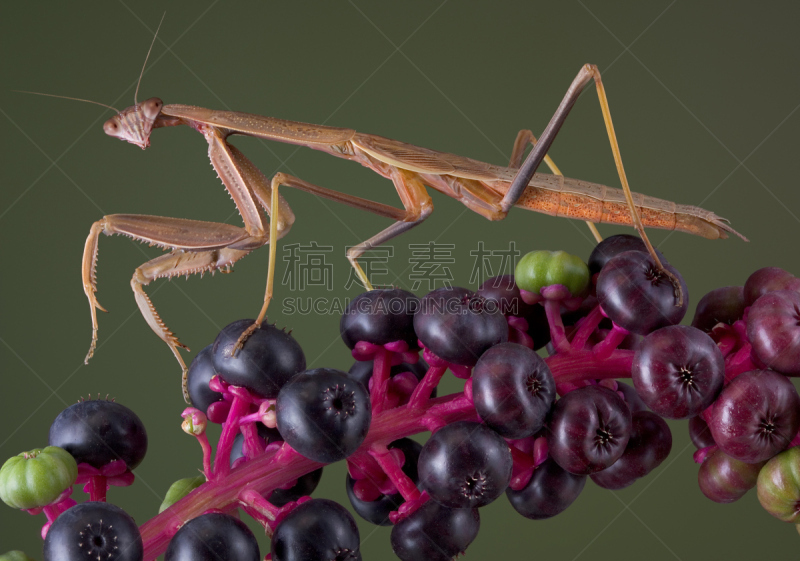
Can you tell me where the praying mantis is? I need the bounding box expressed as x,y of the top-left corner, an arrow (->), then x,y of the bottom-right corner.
46,41 -> 742,401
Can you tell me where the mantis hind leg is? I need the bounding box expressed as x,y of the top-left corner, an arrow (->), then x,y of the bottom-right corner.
509,129 -> 602,243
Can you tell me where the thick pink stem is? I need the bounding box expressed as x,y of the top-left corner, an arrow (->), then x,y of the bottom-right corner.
408,365 -> 447,409
139,393 -> 476,560
570,305 -> 604,351
86,475 -> 107,502
213,395 -> 252,479
371,348 -> 392,414
546,349 -> 634,383
370,444 -> 420,502
543,299 -> 570,353
592,324 -> 629,360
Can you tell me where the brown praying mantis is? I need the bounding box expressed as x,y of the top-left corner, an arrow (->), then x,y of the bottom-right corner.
34,54 -> 743,401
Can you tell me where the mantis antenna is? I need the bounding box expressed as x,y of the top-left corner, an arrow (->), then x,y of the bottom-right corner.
134,12 -> 166,105
11,91 -> 119,113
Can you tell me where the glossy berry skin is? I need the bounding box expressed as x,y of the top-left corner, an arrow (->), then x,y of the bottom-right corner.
506,458 -> 586,520
757,446 -> 800,522
276,369 -> 371,463
418,421 -> 512,508
708,369 -> 800,463
340,288 -> 420,350
691,286 -> 745,332
698,448 -> 765,503
414,287 -> 508,366
472,343 -> 556,438
269,468 -> 324,507
165,513 -> 259,561
588,234 -> 667,276
614,381 -> 649,413
515,250 -> 589,297
747,290 -> 800,375
689,415 -> 716,449
548,385 -> 632,475
346,438 -> 422,525
271,499 -> 361,561
743,267 -> 800,307
186,345 -> 224,413
43,502 -> 143,561
390,500 -> 479,561
596,251 -> 688,335
212,320 -> 306,399
632,325 -> 724,419
49,399 -> 147,470
590,411 -> 672,490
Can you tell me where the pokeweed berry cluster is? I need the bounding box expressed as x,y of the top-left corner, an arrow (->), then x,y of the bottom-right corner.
2,234 -> 800,561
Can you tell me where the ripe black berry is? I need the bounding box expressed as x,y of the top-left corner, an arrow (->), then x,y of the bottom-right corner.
271,499 -> 361,561
49,399 -> 147,470
212,320 -> 306,399
165,512 -> 259,561
43,502 -> 143,561
276,369 -> 371,463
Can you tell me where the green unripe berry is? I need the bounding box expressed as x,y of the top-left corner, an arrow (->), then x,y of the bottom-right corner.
0,447 -> 77,510
515,250 -> 589,297
0,551 -> 37,561
158,475 -> 205,513
757,446 -> 800,522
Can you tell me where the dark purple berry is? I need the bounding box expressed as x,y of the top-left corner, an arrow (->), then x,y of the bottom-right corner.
632,325 -> 724,419
43,502 -> 143,561
271,499 -> 361,561
346,438 -> 422,525
691,286 -> 745,332
689,415 -> 716,449
548,385 -> 632,475
269,469 -> 324,507
390,500 -> 479,561
418,421 -> 512,508
165,512 -> 259,561
746,289 -> 800,375
340,289 -> 419,350
472,343 -> 556,438
743,267 -> 800,307
212,320 -> 306,399
414,287 -> 508,366
708,369 -> 800,463
186,345 -> 223,413
590,411 -> 672,489
506,458 -> 586,519
596,251 -> 688,335
614,381 -> 649,413
698,448 -> 765,503
276,369 -> 371,463
49,399 -> 147,470
588,234 -> 667,276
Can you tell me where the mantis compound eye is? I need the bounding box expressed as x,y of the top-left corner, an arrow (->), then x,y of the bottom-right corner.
142,97 -> 163,119
103,118 -> 121,137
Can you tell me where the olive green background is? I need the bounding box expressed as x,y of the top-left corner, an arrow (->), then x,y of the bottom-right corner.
2,1 -> 799,559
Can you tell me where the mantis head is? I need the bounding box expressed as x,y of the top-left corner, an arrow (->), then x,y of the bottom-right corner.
103,98 -> 164,150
